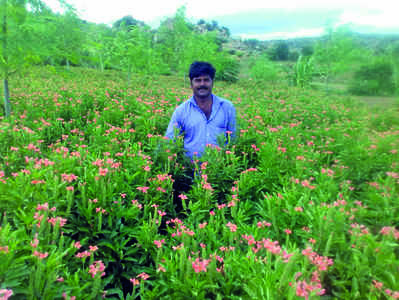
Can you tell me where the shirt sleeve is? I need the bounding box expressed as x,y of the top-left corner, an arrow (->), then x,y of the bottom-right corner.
165,108 -> 183,140
227,104 -> 237,140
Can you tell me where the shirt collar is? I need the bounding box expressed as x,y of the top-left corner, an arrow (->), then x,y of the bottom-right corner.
189,94 -> 221,107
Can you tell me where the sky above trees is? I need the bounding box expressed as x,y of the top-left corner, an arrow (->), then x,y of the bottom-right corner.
45,0 -> 399,40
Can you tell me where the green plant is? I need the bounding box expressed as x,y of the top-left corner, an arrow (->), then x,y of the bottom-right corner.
348,57 -> 395,96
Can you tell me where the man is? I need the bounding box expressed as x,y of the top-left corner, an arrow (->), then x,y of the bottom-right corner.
165,61 -> 236,158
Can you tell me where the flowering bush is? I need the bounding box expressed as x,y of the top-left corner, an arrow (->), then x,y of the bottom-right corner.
0,67 -> 398,299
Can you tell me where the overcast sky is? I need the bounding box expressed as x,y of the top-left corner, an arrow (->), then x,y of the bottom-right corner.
45,0 -> 399,40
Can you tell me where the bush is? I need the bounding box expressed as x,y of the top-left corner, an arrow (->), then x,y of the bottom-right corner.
214,53 -> 240,83
249,56 -> 279,83
292,55 -> 315,88
348,58 -> 395,95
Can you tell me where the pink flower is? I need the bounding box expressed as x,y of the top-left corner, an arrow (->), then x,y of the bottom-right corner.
296,281 -> 310,299
99,168 -> 108,176
282,250 -> 294,263
47,217 -> 67,227
36,203 -> 49,211
157,187 -> 166,193
192,258 -> 210,273
61,173 -> 78,182
157,210 -> 166,217
137,272 -> 150,280
199,222 -> 207,229
75,251 -> 91,258
218,204 -> 226,210
154,239 -> 165,248
285,229 -> 292,235
373,280 -> 383,290
131,200 -> 143,210
0,289 -> 13,300
130,278 -> 139,285
226,222 -> 237,232
33,251 -> 48,259
136,186 -> 149,193
178,194 -> 188,200
30,237 -> 39,248
202,183 -> 213,191
89,245 -> 98,252
380,226 -> 393,235
227,200 -> 236,207
0,246 -> 9,253
301,180 -> 316,189
157,265 -> 166,272
74,241 -> 82,249
302,247 -> 333,271
88,261 -> 105,278
257,221 -> 271,228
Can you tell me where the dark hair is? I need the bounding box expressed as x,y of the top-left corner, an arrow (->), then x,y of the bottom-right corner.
189,61 -> 216,81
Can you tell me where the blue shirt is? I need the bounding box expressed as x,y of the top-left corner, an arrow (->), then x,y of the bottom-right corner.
165,94 -> 236,158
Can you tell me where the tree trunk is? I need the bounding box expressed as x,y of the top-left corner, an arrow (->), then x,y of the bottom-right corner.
2,1 -> 11,118
66,58 -> 70,69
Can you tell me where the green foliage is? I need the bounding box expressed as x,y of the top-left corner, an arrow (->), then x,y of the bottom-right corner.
301,45 -> 314,57
213,53 -> 239,83
348,57 -> 396,96
110,25 -> 158,80
389,41 -> 399,93
248,56 -> 279,83
313,26 -> 370,88
113,15 -> 147,29
269,41 -> 289,61
82,23 -> 113,71
288,50 -> 299,62
0,66 -> 398,299
293,55 -> 315,88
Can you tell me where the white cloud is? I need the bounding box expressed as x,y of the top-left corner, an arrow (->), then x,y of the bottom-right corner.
337,10 -> 399,28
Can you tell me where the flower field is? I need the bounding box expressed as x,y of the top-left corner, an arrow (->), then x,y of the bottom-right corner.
0,67 -> 398,299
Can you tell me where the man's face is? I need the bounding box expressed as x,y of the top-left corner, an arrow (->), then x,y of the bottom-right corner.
191,74 -> 213,99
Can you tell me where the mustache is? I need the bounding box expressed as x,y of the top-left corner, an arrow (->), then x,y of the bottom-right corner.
198,86 -> 208,90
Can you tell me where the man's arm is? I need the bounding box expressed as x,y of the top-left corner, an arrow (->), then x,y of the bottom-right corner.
226,104 -> 237,141
165,109 -> 183,140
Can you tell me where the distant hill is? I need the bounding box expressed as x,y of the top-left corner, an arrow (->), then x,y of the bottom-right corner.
207,8 -> 399,40
222,32 -> 399,58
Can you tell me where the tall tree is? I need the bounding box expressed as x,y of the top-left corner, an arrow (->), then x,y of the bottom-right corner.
111,24 -> 154,82
269,41 -> 289,61
56,9 -> 84,68
313,25 -> 368,90
0,0 -> 45,117
155,6 -> 192,74
84,23 -> 113,71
